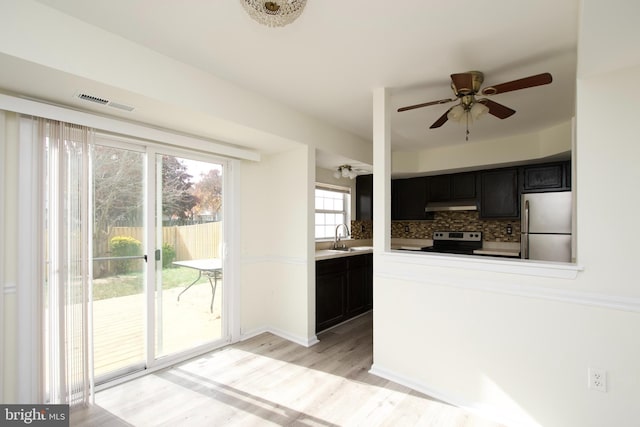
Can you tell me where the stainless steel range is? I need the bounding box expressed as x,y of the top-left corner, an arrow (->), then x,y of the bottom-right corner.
422,231 -> 482,255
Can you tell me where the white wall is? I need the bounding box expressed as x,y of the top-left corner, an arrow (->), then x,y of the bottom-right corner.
392,121 -> 572,176
240,146 -> 317,344
371,1 -> 640,426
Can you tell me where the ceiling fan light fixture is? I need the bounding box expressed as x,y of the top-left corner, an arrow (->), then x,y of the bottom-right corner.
447,104 -> 465,122
240,0 -> 307,27
335,165 -> 359,180
471,102 -> 490,120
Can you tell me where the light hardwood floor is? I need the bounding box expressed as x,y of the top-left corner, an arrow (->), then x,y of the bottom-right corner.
72,313 -> 505,426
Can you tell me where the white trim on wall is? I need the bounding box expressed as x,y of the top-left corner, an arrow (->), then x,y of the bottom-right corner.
381,251 -> 582,279
226,159 -> 242,344
241,255 -> 308,266
377,253 -> 640,313
240,325 -> 319,348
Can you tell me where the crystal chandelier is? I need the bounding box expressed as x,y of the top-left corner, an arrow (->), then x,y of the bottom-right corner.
240,0 -> 307,27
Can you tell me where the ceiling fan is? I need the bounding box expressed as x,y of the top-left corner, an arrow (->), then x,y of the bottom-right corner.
397,71 -> 553,135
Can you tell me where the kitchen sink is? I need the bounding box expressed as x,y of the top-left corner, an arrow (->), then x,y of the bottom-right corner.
327,246 -> 373,253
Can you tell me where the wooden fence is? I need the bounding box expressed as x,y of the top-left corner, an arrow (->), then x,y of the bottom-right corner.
105,221 -> 222,262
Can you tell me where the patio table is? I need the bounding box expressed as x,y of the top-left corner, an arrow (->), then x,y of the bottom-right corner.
173,258 -> 222,313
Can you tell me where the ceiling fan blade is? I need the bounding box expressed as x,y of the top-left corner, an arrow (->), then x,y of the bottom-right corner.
429,108 -> 451,128
481,72 -> 552,95
478,99 -> 516,119
397,98 -> 455,112
450,73 -> 475,95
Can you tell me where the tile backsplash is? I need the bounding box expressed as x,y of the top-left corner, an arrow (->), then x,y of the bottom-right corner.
353,212 -> 521,242
392,211 -> 520,242
351,220 -> 373,240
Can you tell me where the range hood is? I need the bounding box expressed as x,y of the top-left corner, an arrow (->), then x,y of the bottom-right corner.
425,200 -> 478,212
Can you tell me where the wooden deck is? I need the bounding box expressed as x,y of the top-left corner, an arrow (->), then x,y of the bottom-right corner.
93,281 -> 223,379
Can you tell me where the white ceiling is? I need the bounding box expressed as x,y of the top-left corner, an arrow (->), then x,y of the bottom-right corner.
8,0 -> 579,167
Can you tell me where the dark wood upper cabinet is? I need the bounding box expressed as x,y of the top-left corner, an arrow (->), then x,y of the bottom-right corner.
355,174 -> 373,220
427,175 -> 451,202
451,172 -> 477,199
427,172 -> 476,202
480,168 -> 519,218
392,176 -> 428,220
522,161 -> 571,193
390,160 -> 568,221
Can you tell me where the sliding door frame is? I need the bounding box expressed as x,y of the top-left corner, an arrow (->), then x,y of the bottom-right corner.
91,135 -> 238,386
4,92 -> 249,400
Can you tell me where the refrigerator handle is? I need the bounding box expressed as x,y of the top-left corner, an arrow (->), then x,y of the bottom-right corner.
523,200 -> 530,259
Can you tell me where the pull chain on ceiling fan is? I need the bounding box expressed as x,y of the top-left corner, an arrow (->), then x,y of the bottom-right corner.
398,71 -> 553,141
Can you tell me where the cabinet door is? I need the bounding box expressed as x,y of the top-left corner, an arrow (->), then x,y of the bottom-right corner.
316,270 -> 346,332
522,164 -> 563,192
355,174 -> 373,220
452,172 -> 476,199
346,255 -> 368,316
480,168 -> 519,218
316,258 -> 347,332
427,175 -> 451,202
392,177 -> 427,220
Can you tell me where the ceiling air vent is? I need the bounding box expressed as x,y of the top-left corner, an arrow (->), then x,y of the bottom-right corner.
76,93 -> 135,112
77,93 -> 109,105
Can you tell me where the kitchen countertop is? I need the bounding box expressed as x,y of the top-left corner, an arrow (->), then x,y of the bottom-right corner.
315,247 -> 373,260
316,240 -> 519,259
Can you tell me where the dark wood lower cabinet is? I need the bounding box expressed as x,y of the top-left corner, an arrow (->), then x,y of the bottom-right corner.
316,254 -> 372,333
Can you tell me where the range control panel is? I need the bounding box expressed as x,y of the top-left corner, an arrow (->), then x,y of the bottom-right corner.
432,231 -> 482,241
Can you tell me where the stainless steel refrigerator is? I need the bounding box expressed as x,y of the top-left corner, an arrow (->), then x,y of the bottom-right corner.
521,191 -> 572,262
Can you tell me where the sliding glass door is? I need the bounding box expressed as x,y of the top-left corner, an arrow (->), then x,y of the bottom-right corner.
37,115 -> 231,403
91,143 -> 147,381
155,154 -> 225,357
89,138 -> 227,383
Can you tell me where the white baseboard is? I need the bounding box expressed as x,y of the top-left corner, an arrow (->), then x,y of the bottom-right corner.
241,325 -> 319,348
369,363 -> 542,427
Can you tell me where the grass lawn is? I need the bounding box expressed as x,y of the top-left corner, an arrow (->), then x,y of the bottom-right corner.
93,267 -> 203,300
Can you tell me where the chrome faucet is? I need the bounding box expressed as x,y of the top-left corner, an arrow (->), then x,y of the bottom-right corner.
333,223 -> 350,249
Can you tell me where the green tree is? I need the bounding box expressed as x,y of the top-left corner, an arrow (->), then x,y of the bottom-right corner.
193,168 -> 223,220
162,155 -> 199,220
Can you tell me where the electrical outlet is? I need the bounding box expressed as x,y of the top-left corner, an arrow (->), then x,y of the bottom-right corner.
588,368 -> 607,392
404,225 -> 410,233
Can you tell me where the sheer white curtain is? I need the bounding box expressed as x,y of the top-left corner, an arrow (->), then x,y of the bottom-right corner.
37,117 -> 94,407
